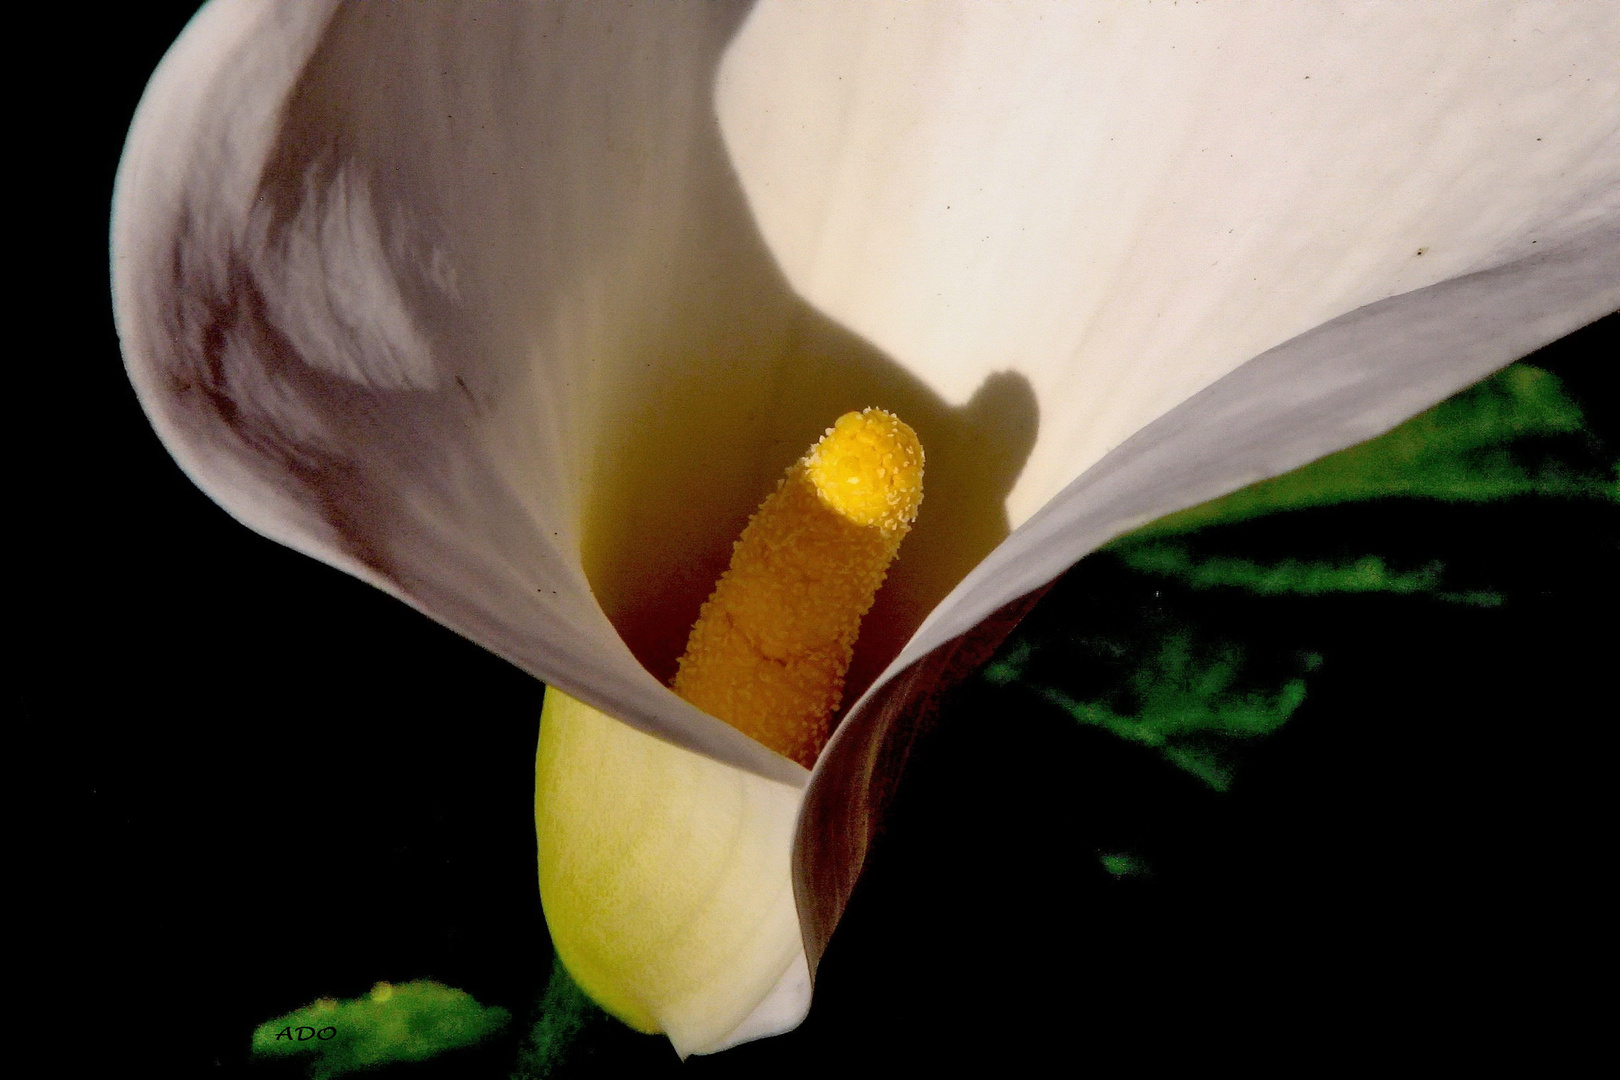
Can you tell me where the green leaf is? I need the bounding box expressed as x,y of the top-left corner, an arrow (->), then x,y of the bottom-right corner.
512,958 -> 605,1080
990,617 -> 1319,792
1099,852 -> 1149,878
1115,544 -> 1444,596
1122,363 -> 1613,542
251,980 -> 509,1079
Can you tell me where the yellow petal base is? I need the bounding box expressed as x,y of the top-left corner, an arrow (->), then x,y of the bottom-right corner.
535,688 -> 809,1056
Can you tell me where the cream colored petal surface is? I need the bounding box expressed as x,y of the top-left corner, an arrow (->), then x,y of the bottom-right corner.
799,231 -> 1618,965
715,0 -> 1620,743
116,0 -> 1619,1048
721,0 -> 1620,960
536,690 -> 808,1056
718,0 -> 1620,527
114,0 -> 824,784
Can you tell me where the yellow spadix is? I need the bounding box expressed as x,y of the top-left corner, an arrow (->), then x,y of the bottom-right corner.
537,409 -> 922,1054
673,408 -> 923,765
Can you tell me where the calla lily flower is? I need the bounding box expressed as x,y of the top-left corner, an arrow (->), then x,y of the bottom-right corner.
114,0 -> 1619,1059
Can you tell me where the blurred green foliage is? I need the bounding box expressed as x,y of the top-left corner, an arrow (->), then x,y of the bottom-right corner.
512,958 -> 636,1079
1115,545 -> 1444,596
987,626 -> 1319,792
1099,852 -> 1150,878
1128,364 -> 1615,542
989,362 -> 1614,805
251,980 -> 509,1079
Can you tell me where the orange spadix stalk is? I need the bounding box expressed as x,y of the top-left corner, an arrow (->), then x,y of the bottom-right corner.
671,408 -> 924,766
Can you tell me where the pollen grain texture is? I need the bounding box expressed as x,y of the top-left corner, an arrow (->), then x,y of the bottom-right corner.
671,408 -> 923,767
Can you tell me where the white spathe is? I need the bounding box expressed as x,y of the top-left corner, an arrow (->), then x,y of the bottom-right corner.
718,2 -> 1620,528
112,0 -> 1620,1057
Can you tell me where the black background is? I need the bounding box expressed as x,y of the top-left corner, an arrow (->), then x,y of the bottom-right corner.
34,5 -> 1613,1075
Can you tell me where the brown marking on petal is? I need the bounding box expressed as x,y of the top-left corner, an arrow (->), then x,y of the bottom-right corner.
161,231 -> 403,578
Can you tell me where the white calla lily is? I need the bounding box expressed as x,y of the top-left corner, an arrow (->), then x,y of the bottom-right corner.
114,0 -> 1619,1058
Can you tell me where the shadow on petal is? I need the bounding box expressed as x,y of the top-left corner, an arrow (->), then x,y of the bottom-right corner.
128,0 -> 1038,748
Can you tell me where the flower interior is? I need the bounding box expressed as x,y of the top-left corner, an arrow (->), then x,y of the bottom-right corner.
575,339 -> 1034,724
114,3 -> 1616,783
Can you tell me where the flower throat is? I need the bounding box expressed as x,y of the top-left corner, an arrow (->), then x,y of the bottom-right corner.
671,408 -> 923,767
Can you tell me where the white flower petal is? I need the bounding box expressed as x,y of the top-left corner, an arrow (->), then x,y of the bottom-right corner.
115,0 -> 821,785
722,0 -> 1619,960
799,229 -> 1618,962
114,0 -> 1619,1053
719,1 -> 1619,523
